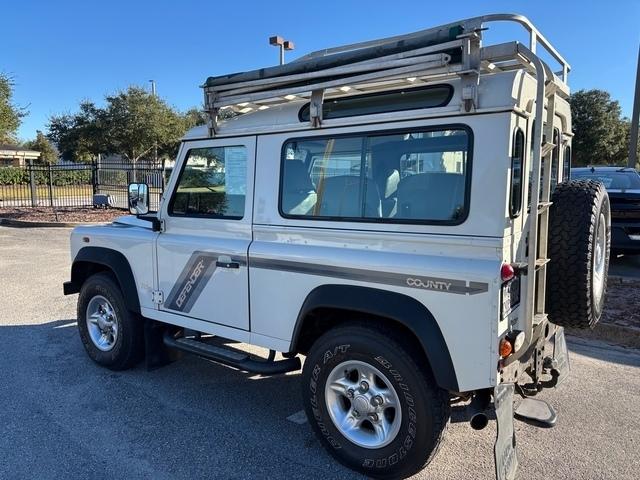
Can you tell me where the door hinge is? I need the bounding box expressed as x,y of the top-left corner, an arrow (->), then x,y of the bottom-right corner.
152,290 -> 164,305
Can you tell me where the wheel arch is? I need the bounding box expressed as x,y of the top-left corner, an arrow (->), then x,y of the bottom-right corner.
290,284 -> 459,391
65,247 -> 141,314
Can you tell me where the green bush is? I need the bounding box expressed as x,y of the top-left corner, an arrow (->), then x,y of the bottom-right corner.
0,167 -> 28,185
0,167 -> 93,186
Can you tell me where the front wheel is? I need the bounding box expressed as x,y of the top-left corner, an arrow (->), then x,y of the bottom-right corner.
77,272 -> 144,370
302,322 -> 450,479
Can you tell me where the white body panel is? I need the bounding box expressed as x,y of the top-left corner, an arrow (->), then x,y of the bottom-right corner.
68,70 -> 573,392
155,137 -> 256,331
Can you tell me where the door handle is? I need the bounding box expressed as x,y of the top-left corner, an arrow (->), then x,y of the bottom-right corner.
216,260 -> 239,269
216,255 -> 240,269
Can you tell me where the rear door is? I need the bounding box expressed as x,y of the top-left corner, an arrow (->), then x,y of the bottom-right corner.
156,137 -> 255,330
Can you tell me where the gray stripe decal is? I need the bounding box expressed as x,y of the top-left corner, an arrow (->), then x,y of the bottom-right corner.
250,258 -> 488,295
165,251 -> 246,313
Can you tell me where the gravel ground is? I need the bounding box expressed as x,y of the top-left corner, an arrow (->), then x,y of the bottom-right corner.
0,207 -> 125,223
1,226 -> 639,480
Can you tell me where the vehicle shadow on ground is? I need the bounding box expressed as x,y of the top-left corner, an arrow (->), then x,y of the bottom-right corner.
567,336 -> 640,368
1,319 -> 364,480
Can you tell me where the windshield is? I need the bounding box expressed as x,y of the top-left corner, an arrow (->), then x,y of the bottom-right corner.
571,170 -> 640,190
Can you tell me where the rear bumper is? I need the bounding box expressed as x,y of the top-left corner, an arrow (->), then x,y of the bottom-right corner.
499,323 -> 569,390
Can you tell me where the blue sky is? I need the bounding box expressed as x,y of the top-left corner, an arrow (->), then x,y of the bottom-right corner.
4,0 -> 640,141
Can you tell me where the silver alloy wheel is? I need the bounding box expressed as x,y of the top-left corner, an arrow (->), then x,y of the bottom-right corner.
325,360 -> 402,449
592,213 -> 606,307
86,295 -> 118,352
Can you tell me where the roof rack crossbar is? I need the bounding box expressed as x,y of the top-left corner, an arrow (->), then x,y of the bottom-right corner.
210,39 -> 464,94
212,55 -> 455,108
213,52 -> 453,102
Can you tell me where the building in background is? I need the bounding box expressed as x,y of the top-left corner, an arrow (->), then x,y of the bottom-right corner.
0,145 -> 40,167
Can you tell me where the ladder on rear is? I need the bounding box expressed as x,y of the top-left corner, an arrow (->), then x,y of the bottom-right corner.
522,81 -> 561,351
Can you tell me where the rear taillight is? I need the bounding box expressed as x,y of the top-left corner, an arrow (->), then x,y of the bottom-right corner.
499,331 -> 526,359
501,263 -> 515,282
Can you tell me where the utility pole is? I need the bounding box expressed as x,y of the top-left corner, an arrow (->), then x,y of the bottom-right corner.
629,45 -> 640,169
149,80 -> 158,164
269,36 -> 295,65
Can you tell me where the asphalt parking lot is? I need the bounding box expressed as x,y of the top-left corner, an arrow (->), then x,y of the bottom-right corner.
1,226 -> 639,480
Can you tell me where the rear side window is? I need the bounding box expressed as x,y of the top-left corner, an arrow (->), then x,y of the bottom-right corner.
299,85 -> 453,122
280,126 -> 471,224
551,128 -> 560,190
510,128 -> 525,217
169,146 -> 247,219
563,146 -> 571,182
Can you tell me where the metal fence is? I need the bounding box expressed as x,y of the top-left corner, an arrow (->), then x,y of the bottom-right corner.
0,160 -> 166,211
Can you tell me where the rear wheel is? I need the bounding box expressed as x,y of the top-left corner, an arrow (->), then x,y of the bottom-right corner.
77,272 -> 144,370
546,179 -> 611,329
302,322 -> 449,479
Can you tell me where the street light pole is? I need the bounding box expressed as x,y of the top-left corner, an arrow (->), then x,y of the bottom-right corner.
629,45 -> 640,169
269,36 -> 295,65
149,80 -> 158,164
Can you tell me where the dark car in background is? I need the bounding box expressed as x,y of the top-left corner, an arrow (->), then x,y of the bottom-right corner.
572,166 -> 640,253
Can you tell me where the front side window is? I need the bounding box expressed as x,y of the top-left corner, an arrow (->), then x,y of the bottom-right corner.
280,127 -> 471,224
169,146 -> 247,219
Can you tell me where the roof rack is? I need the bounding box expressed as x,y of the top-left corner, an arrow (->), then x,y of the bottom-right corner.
202,13 -> 570,136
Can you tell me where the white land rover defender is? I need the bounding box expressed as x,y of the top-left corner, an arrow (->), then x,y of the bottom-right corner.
63,14 -> 611,480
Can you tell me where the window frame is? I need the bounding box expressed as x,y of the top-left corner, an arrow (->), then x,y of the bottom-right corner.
278,123 -> 474,226
563,145 -> 571,182
509,127 -> 526,218
167,145 -> 248,220
298,84 -> 454,123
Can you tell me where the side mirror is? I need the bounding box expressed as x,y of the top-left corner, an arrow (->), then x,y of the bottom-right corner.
128,183 -> 149,215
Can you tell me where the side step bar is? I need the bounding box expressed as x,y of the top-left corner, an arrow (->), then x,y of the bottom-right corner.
162,332 -> 301,375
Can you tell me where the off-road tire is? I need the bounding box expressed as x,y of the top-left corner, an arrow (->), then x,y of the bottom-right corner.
302,322 -> 450,479
77,272 -> 144,370
546,179 -> 611,329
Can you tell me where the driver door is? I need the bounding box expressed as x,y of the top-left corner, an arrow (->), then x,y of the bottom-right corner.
155,137 -> 255,331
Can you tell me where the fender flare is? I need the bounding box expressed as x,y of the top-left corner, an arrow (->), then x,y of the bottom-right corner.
64,246 -> 141,314
291,284 -> 459,391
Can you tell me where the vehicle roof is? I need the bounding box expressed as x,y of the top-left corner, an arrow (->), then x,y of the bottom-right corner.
183,70 -> 553,141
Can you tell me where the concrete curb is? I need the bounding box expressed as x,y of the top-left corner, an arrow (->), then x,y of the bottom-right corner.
0,218 -> 106,228
567,324 -> 640,350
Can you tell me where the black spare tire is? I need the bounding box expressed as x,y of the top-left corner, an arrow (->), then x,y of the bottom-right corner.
546,179 -> 611,329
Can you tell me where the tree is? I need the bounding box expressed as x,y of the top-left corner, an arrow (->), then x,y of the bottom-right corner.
570,89 -> 629,166
0,73 -> 27,144
23,130 -> 58,164
183,107 -> 208,128
48,87 -> 197,164
48,101 -> 103,162
100,87 -> 185,164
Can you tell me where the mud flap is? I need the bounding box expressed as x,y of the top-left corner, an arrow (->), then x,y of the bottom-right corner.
494,383 -> 518,480
552,327 -> 570,386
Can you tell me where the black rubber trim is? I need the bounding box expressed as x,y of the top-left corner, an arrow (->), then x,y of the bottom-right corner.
290,284 -> 459,391
63,281 -> 78,295
163,332 -> 301,375
66,247 -> 141,314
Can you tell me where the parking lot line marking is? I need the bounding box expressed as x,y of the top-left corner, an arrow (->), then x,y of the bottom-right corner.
287,410 -> 308,424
